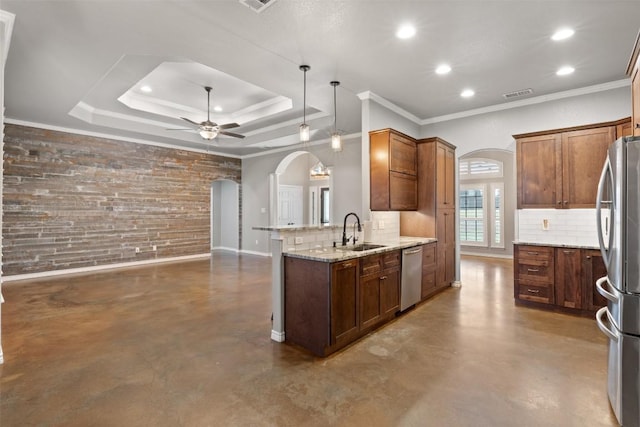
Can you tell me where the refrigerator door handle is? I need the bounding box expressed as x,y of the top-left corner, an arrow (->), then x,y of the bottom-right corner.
596,276 -> 619,303
596,307 -> 619,342
596,156 -> 614,267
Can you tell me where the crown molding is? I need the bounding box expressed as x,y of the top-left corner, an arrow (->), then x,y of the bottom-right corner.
356,91 -> 422,124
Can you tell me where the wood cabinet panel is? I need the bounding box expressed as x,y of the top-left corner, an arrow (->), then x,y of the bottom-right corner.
561,127 -> 615,208
555,248 -> 582,309
616,118 -> 633,138
516,134 -> 561,209
583,249 -> 608,312
436,143 -> 456,209
331,260 -> 360,346
380,269 -> 400,316
389,171 -> 417,210
370,129 -> 417,211
359,273 -> 381,329
514,244 -> 554,304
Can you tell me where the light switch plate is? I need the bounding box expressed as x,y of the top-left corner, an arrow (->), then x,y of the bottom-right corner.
295,237 -> 303,244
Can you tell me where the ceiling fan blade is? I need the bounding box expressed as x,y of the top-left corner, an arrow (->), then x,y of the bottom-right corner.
219,122 -> 240,129
219,131 -> 245,139
166,128 -> 195,131
180,117 -> 201,126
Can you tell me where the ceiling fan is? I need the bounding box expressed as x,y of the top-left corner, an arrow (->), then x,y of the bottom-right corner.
168,86 -> 245,140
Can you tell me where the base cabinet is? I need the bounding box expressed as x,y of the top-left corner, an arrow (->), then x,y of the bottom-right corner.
285,250 -> 401,357
514,244 -> 606,315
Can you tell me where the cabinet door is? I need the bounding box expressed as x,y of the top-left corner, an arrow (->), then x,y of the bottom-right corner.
389,133 -> 417,175
555,248 -> 582,309
436,209 -> 456,288
380,268 -> 400,317
583,249 -> 608,312
436,143 -> 456,209
562,126 -> 615,208
389,171 -> 417,210
616,119 -> 633,138
331,260 -> 359,345
516,134 -> 561,208
359,274 -> 381,330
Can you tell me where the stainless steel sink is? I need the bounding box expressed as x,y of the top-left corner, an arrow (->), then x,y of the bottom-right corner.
348,243 -> 386,252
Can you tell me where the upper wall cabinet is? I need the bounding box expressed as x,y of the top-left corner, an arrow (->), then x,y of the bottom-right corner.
515,121 -> 622,209
627,30 -> 640,136
370,129 -> 417,211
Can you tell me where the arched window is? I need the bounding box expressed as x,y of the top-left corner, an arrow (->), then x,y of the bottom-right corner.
459,158 -> 504,248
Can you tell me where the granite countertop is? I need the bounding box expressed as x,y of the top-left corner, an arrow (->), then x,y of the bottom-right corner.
513,241 -> 600,250
284,236 -> 438,262
252,224 -> 342,232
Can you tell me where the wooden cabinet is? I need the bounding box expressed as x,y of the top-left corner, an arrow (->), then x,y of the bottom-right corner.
370,129 -> 417,211
616,117 -> 633,138
359,251 -> 401,329
514,244 -> 607,315
555,248 -> 582,309
515,123 -> 615,209
436,142 -> 456,209
284,249 -> 401,357
514,245 -> 555,304
627,30 -> 640,136
331,259 -> 360,346
400,137 -> 457,292
421,242 -> 437,298
583,249 -> 608,312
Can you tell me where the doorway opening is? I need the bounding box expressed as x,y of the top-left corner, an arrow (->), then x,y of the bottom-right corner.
211,179 -> 240,252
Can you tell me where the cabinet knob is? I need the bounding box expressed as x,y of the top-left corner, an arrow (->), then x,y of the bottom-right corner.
563,200 -> 568,204
562,250 -> 575,254
557,201 -> 562,205
586,256 -> 591,259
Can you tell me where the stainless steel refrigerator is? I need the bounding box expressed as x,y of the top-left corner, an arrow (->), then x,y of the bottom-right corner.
596,135 -> 640,426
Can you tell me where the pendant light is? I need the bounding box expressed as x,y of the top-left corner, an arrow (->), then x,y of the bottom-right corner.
330,81 -> 342,152
299,65 -> 310,143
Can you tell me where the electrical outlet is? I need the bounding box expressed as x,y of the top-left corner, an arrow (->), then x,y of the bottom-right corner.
152,245 -> 157,251
378,220 -> 385,229
542,219 -> 549,230
261,207 -> 266,213
295,236 -> 303,244
135,247 -> 140,253
255,240 -> 259,245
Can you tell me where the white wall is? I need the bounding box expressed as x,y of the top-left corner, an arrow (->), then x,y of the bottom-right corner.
241,135 -> 362,255
212,180 -> 239,251
420,85 -> 631,155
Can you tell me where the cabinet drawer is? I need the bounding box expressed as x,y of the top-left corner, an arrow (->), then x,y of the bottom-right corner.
517,263 -> 553,283
518,284 -> 554,304
421,269 -> 436,298
422,244 -> 436,266
517,245 -> 553,262
382,251 -> 401,269
360,254 -> 382,276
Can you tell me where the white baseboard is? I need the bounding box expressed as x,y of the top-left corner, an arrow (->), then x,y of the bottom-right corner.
460,251 -> 514,260
211,246 -> 240,253
271,330 -> 285,342
240,249 -> 271,257
2,253 -> 212,282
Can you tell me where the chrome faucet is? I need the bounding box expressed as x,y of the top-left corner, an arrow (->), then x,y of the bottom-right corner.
342,212 -> 362,246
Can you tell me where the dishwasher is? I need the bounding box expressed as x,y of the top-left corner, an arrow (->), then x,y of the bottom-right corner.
400,246 -> 423,311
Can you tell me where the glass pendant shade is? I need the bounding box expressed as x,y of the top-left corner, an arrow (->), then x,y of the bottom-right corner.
299,123 -> 310,142
331,133 -> 342,152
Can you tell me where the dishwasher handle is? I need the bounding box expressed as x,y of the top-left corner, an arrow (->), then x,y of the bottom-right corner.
403,248 -> 423,255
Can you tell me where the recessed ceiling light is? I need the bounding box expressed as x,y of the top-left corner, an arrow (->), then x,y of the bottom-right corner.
396,24 -> 416,39
552,28 -> 575,41
213,106 -> 223,112
556,66 -> 575,76
140,85 -> 152,93
460,89 -> 475,98
435,64 -> 452,75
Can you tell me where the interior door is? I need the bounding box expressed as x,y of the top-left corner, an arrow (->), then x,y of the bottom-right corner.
278,185 -> 303,226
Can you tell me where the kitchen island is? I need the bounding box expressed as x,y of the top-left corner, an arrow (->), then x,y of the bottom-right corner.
284,237 -> 436,356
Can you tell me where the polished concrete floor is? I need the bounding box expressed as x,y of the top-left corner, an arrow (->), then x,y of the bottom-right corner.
0,253 -> 616,426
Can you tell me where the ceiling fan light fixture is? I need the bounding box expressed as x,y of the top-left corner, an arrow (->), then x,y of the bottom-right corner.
299,65 -> 311,143
199,127 -> 218,140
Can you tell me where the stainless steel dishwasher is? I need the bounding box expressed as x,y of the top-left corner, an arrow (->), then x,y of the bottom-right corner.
401,246 -> 423,311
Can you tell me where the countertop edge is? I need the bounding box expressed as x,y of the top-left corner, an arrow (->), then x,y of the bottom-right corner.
284,237 -> 438,262
513,241 -> 600,250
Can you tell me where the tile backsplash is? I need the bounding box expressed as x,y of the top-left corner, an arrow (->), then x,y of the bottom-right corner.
517,209 -> 600,247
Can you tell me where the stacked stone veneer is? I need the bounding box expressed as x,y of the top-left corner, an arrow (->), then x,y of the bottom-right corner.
2,124 -> 241,276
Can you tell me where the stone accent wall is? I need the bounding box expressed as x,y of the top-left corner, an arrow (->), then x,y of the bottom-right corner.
2,124 -> 241,276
